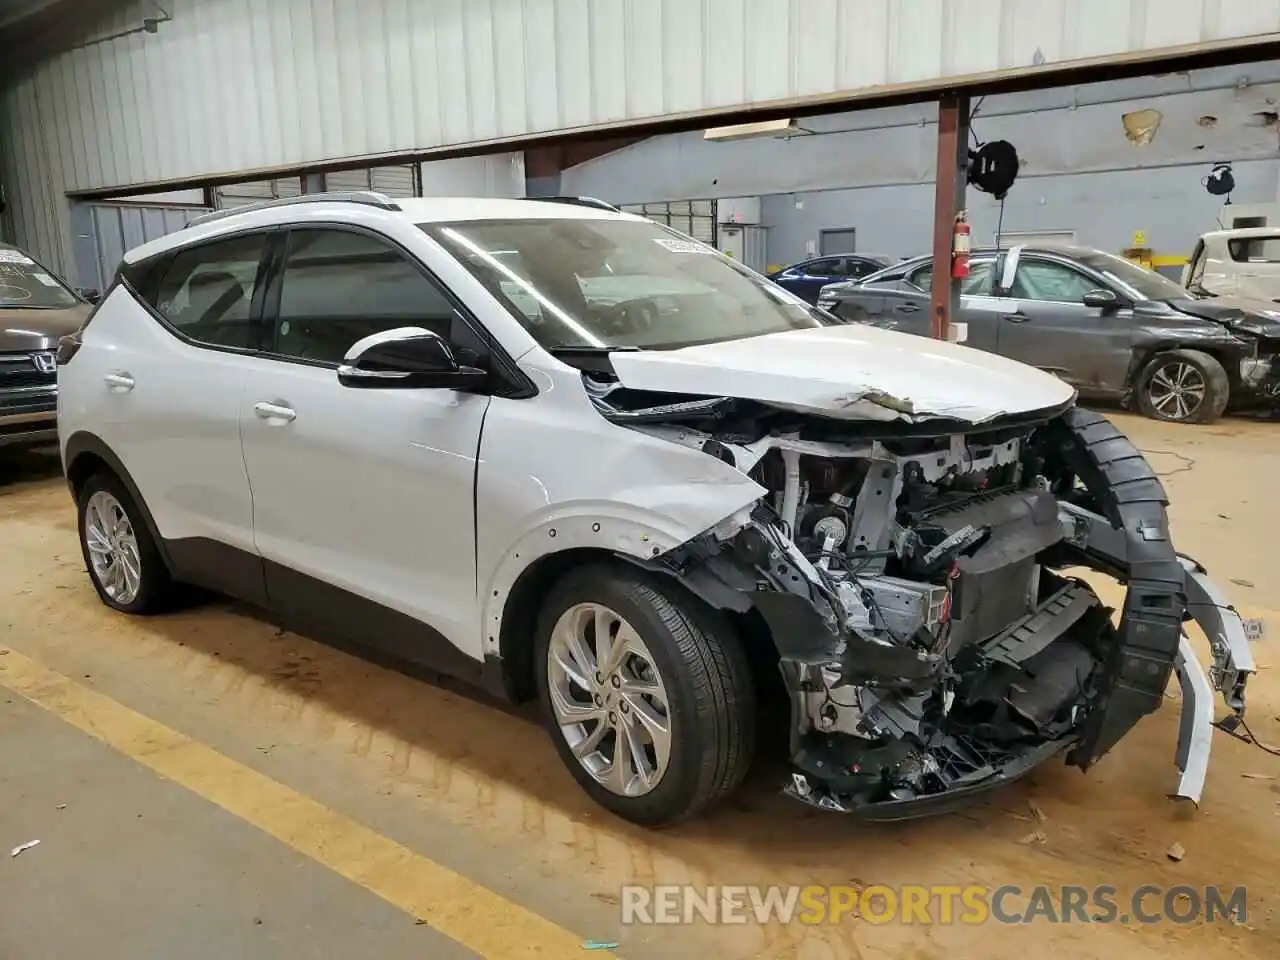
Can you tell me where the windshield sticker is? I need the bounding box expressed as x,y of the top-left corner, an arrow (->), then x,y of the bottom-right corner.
653,238 -> 714,255
31,272 -> 59,287
0,250 -> 35,265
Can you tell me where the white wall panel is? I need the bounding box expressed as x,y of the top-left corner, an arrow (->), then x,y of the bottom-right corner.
4,0 -> 1280,273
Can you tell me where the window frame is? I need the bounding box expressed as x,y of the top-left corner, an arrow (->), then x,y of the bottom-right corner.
122,225 -> 279,356
258,221 -> 536,398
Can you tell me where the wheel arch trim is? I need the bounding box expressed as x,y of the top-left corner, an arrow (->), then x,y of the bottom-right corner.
62,431 -> 175,575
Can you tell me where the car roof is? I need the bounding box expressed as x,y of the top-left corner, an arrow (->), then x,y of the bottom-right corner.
122,193 -> 641,264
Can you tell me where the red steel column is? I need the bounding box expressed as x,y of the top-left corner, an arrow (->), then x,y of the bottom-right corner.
930,92 -> 970,340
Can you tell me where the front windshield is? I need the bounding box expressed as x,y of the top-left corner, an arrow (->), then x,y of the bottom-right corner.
424,218 -> 826,350
1075,250 -> 1188,302
0,248 -> 80,309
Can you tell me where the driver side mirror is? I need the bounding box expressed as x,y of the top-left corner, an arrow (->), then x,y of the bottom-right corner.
77,287 -> 101,304
338,326 -> 488,391
1082,288 -> 1127,312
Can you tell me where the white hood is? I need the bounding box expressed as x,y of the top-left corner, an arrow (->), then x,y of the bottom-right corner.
607,324 -> 1076,423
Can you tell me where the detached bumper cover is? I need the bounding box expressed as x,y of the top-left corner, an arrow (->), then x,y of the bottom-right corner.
1172,556 -> 1256,804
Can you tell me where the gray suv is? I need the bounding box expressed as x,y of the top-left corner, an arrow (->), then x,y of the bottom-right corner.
0,243 -> 92,449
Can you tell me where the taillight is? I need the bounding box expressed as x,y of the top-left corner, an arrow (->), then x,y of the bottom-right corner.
55,331 -> 82,365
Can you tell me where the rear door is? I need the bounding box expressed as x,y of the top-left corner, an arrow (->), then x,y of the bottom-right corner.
892,257 -> 1002,349
994,254 -> 1132,394
70,231 -> 270,598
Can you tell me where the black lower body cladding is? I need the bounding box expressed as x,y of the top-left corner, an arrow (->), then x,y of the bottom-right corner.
1043,408 -> 1186,769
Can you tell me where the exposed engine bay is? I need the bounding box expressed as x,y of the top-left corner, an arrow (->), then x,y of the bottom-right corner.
587,380 -> 1256,817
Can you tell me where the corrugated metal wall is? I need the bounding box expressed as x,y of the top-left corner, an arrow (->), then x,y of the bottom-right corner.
4,0 -> 1280,273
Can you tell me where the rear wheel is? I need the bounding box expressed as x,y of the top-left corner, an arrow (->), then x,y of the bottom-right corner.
76,471 -> 177,614
534,564 -> 756,826
1136,349 -> 1229,424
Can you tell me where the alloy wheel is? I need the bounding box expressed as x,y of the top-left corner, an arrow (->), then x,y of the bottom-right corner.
546,602 -> 673,797
1147,361 -> 1207,421
84,490 -> 143,605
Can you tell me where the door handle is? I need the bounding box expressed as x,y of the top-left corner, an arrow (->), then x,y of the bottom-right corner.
103,372 -> 135,391
895,303 -> 921,313
1003,313 -> 1031,323
253,401 -> 296,422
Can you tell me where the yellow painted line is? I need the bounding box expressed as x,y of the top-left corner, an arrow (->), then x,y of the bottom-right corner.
0,646 -> 608,960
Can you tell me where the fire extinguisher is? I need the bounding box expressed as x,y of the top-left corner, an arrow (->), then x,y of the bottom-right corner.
952,212 -> 971,279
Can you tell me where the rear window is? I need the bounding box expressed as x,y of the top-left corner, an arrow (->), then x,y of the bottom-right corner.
0,248 -> 80,309
1227,236 -> 1280,263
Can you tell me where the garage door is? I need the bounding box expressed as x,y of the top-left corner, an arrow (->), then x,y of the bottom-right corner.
621,200 -> 717,245
214,177 -> 302,209
323,165 -> 419,197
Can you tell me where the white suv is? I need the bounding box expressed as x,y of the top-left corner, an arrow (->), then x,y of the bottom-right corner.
57,192 -> 1253,825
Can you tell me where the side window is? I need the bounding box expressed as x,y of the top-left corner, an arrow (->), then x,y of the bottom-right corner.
273,229 -> 456,365
848,259 -> 879,279
905,261 -> 993,295
150,233 -> 267,349
807,258 -> 839,276
961,260 -> 996,296
1010,260 -> 1098,303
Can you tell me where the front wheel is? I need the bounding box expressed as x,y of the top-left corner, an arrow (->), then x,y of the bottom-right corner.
534,564 -> 756,826
1136,349 -> 1230,424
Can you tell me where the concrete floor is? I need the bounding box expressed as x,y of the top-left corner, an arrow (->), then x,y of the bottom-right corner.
1,410 -> 1278,960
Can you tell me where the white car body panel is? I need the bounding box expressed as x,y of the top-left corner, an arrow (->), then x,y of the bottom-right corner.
474,358 -> 766,656
606,323 -> 1077,423
1186,228 -> 1280,301
57,285 -> 255,551
238,355 -> 490,654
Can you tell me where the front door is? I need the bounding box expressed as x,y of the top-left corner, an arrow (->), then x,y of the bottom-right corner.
994,255 -> 1132,395
239,226 -> 490,667
897,257 -> 1002,350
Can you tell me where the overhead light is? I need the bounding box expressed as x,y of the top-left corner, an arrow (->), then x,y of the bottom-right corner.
703,118 -> 806,142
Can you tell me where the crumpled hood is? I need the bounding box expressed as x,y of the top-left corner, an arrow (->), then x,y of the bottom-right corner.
607,324 -> 1077,423
1167,296 -> 1280,337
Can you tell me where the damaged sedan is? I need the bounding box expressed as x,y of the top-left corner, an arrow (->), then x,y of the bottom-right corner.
59,195 -> 1254,827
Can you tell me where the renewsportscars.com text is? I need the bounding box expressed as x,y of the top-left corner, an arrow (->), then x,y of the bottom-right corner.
619,884 -> 1247,926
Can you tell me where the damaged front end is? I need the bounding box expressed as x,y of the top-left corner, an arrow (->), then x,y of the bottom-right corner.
597,386 -> 1254,817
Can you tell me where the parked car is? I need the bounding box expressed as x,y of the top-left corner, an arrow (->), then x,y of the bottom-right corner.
817,244 -> 1280,423
1183,227 -> 1280,301
1,242 -> 94,451
57,193 -> 1250,825
767,254 -> 893,303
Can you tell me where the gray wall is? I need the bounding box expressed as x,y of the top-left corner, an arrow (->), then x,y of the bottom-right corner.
762,159 -> 1280,266
562,63 -> 1280,266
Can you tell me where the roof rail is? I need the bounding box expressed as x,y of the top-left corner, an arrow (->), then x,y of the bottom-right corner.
185,190 -> 402,229
532,196 -> 620,213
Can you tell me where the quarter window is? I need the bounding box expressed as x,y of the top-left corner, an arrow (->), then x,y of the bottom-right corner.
273,229 -> 456,365
1010,260 -> 1098,303
150,233 -> 267,349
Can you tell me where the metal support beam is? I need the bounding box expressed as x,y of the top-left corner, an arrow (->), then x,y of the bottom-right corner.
930,93 -> 970,340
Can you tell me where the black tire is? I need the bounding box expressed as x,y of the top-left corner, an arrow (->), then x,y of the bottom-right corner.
1136,349 -> 1229,424
76,470 -> 178,615
534,563 -> 756,826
